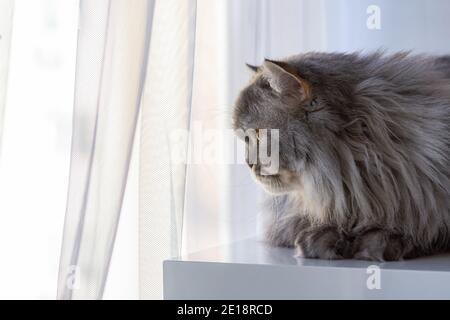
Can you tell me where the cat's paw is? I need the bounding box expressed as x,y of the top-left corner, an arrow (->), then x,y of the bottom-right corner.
352,229 -> 413,261
294,226 -> 352,260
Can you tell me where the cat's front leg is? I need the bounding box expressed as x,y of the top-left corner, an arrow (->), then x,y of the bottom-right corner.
295,225 -> 353,260
352,228 -> 415,261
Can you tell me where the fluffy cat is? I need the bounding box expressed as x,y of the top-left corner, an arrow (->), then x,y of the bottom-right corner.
232,51 -> 450,261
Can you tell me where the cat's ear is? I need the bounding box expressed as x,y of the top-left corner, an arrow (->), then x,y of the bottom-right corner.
262,59 -> 310,99
246,63 -> 259,73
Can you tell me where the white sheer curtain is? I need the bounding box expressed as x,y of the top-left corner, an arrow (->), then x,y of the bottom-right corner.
57,0 -> 156,299
56,0 -> 197,299
138,0 -> 196,299
0,0 -> 14,154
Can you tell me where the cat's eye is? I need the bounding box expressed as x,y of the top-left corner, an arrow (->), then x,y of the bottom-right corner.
260,78 -> 271,89
255,128 -> 260,140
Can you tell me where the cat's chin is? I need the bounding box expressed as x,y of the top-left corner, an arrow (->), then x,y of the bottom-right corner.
251,166 -> 300,195
252,175 -> 294,195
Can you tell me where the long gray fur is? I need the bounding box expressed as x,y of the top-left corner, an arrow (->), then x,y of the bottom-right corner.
233,51 -> 450,261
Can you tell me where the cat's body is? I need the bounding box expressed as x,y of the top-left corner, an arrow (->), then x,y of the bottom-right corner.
233,51 -> 450,261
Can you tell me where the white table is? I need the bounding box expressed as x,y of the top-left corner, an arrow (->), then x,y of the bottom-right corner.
163,238 -> 450,299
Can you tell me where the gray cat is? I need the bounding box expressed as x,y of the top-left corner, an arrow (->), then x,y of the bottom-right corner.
233,51 -> 450,261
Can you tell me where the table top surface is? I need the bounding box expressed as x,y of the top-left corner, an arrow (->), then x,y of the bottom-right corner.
171,237 -> 450,272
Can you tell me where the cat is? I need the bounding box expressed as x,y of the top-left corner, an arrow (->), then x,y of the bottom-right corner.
232,51 -> 450,261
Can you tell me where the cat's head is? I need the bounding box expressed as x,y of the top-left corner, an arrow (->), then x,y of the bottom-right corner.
233,58 -> 345,194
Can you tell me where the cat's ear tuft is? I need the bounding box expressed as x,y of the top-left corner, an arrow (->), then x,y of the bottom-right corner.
262,59 -> 310,99
246,63 -> 259,73
263,59 -> 287,69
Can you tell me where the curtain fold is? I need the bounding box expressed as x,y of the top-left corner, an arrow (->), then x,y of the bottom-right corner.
0,0 -> 14,156
139,0 -> 197,299
57,0 -> 155,300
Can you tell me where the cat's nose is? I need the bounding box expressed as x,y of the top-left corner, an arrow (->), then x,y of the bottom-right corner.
245,142 -> 259,169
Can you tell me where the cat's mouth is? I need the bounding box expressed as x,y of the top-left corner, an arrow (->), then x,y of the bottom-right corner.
250,165 -> 299,194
